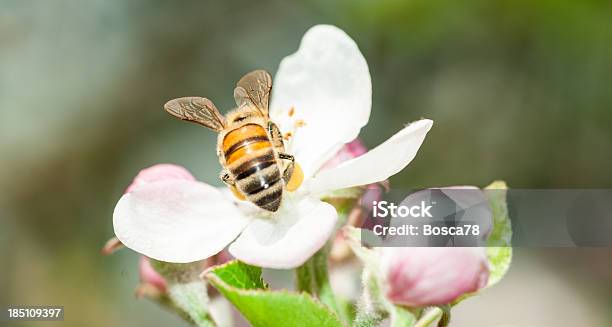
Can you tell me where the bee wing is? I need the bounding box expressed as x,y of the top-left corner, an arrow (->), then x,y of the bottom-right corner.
233,70 -> 272,117
164,97 -> 226,131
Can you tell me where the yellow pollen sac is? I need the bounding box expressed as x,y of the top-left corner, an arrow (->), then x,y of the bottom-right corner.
286,162 -> 304,192
229,184 -> 246,201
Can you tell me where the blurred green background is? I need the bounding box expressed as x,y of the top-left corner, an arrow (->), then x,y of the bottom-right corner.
1,0 -> 611,326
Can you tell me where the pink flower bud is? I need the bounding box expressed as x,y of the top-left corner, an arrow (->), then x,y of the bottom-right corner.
321,139 -> 368,170
137,256 -> 168,296
101,236 -> 124,255
380,247 -> 489,306
125,163 -> 195,193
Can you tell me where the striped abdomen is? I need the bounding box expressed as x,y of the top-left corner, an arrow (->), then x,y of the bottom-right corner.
223,124 -> 283,212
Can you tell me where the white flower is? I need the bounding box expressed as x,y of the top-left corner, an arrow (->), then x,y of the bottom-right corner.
113,25 -> 433,269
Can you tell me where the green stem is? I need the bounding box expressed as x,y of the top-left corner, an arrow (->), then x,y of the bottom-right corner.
155,293 -> 198,325
167,282 -> 216,327
152,260 -> 217,327
295,259 -> 313,293
295,243 -> 343,321
414,308 -> 442,327
391,306 -> 417,327
353,310 -> 385,327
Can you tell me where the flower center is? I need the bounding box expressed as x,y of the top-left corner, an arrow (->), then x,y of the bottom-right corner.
280,105 -> 306,193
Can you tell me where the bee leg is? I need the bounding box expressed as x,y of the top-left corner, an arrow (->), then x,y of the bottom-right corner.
278,153 -> 294,183
282,160 -> 295,184
219,170 -> 234,185
267,121 -> 285,149
279,153 -> 303,192
278,153 -> 294,162
220,170 -> 246,201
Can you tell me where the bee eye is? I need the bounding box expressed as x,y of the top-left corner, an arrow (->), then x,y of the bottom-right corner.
234,116 -> 247,122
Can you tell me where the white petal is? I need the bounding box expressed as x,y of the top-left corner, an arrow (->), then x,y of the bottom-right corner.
113,179 -> 250,263
307,119 -> 433,194
228,197 -> 337,269
270,25 -> 372,177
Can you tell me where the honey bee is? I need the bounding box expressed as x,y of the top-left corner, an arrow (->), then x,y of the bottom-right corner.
164,70 -> 303,212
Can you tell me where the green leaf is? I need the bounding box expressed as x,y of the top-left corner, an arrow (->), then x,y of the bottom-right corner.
295,243 -> 344,322
484,181 -> 513,288
205,261 -> 344,327
208,259 -> 266,290
451,181 -> 513,306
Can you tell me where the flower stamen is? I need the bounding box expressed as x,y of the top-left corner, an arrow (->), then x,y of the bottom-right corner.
283,107 -> 307,150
